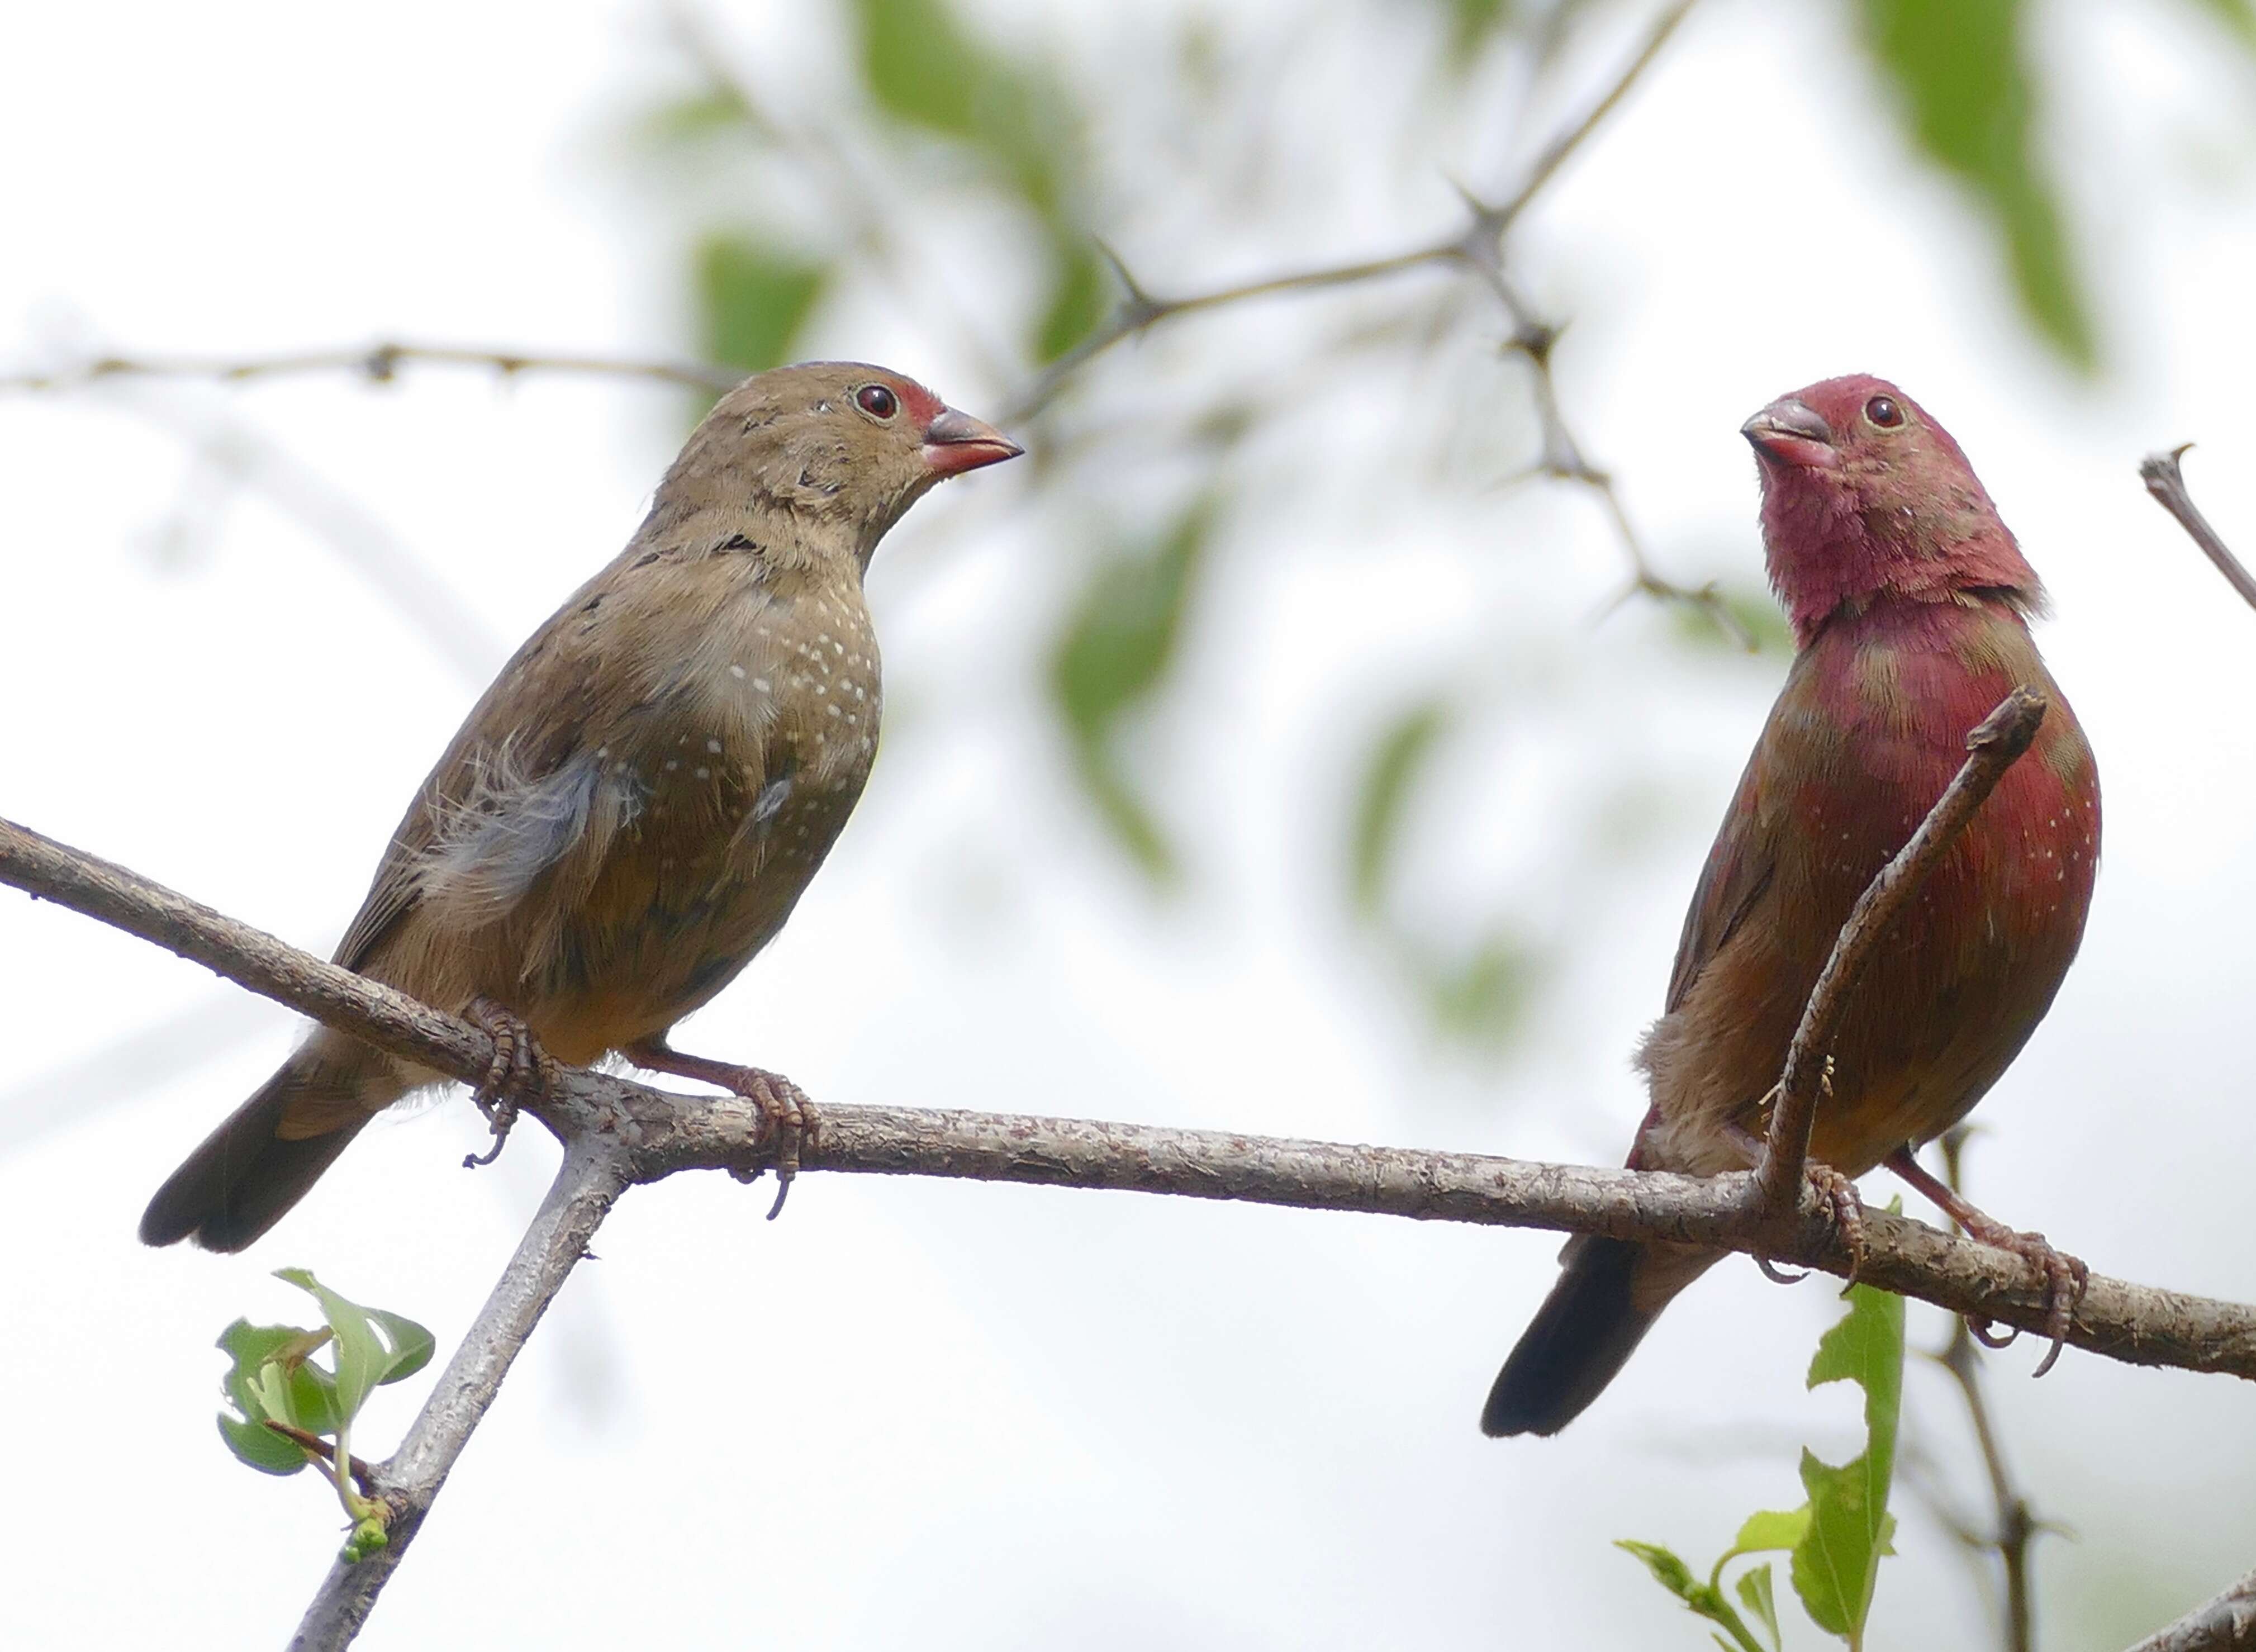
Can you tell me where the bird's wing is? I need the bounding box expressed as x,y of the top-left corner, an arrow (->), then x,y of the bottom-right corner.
1662,710 -> 1787,1017
332,561 -> 640,975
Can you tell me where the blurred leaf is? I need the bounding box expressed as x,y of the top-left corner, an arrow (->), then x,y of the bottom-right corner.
1416,928 -> 1537,1050
857,0 -> 988,141
1428,0 -> 1515,66
642,84 -> 772,148
1036,237 -> 1108,363
1786,1280 -> 1903,1647
1855,0 -> 2095,369
1049,498 -> 1218,881
1615,1541 -> 1773,1652
1673,581 -> 1791,656
1350,697 -> 1454,919
851,0 -> 1091,360
2188,0 -> 2256,47
695,234 -> 827,374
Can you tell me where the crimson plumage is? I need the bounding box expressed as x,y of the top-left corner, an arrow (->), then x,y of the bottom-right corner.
1484,376 -> 2100,1437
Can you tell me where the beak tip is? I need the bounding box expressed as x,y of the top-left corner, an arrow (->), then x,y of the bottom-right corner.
921,406 -> 1024,475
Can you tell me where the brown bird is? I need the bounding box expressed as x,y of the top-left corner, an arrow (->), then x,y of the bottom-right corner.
141,362 -> 1022,1251
1482,376 -> 2099,1436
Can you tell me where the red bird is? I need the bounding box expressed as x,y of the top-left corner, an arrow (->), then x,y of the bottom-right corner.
1483,376 -> 2100,1437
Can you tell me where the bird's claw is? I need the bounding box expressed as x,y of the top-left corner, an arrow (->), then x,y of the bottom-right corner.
462,996 -> 552,1169
1960,1220 -> 2088,1376
737,1069 -> 816,1219
1811,1163 -> 1868,1283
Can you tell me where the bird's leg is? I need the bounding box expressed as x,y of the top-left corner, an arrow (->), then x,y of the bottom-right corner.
623,1038 -> 816,1219
1726,1106 -> 1867,1285
1885,1144 -> 2087,1376
460,996 -> 554,1169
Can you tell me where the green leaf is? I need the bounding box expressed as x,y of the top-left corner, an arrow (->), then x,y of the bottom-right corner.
695,234 -> 827,374
1727,1506 -> 1811,1558
274,1269 -> 436,1421
1615,1542 -> 1770,1652
1048,497 -> 1218,881
1787,1280 -> 1906,1648
1735,1563 -> 1783,1652
1618,1539 -> 1699,1602
1349,697 -> 1454,920
1856,0 -> 2095,369
216,1319 -> 336,1474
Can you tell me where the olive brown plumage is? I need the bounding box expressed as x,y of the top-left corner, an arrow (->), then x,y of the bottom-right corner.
142,363 -> 1021,1250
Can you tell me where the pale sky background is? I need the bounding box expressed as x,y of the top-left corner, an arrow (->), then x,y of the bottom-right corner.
3,1 -> 2255,1648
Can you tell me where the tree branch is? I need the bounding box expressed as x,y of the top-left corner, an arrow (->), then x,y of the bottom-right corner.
289,1140 -> 629,1651
0,340 -> 743,397
2141,445 -> 2256,615
3,806 -> 2251,1379
2126,1569 -> 2256,1652
6,800 -> 2250,1642
1750,688 -> 2049,1214
1931,1127 -> 2048,1652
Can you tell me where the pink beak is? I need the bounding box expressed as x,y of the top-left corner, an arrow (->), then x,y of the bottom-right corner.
921,406 -> 1024,477
1741,398 -> 1840,471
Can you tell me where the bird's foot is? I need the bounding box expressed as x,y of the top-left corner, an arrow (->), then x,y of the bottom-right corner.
623,1039 -> 819,1219
461,996 -> 553,1169
1885,1145 -> 2088,1376
1725,1119 -> 1864,1285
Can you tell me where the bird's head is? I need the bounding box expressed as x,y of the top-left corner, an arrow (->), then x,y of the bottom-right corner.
661,361 -> 1022,567
1741,374 -> 2041,645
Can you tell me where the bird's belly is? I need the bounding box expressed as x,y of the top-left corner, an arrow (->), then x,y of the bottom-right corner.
514,761 -> 869,1060
1647,800 -> 2096,1179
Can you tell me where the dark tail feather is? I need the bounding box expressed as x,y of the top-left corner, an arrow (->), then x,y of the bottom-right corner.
1481,1236 -> 1716,1437
140,1042 -> 383,1252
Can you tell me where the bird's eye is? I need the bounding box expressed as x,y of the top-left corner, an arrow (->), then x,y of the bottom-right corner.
1865,395 -> 1903,429
856,384 -> 899,420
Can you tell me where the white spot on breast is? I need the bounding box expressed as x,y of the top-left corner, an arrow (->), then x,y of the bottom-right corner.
752,677 -> 771,692
664,759 -> 680,772
706,738 -> 723,753
729,664 -> 747,680
695,766 -> 710,780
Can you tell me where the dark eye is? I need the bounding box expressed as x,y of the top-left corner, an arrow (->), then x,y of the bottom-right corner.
1865,395 -> 1903,429
856,383 -> 898,420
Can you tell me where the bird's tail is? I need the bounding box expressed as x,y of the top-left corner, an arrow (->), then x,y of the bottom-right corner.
1481,1234 -> 1722,1437
140,1031 -> 403,1252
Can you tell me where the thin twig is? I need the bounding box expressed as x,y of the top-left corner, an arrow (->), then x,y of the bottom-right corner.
2141,446 -> 2256,615
1931,1127 -> 2045,1652
3,810 -> 2251,1377
288,1141 -> 629,1651
0,340 -> 743,397
997,0 -> 1741,644
263,1422 -> 379,1498
1750,689 -> 2049,1216
2125,1568 -> 2256,1652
